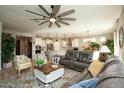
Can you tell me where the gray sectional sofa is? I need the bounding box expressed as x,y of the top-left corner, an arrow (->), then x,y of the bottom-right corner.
59,50 -> 93,72
62,56 -> 124,88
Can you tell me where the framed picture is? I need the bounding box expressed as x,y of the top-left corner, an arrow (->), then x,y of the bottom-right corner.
119,26 -> 124,48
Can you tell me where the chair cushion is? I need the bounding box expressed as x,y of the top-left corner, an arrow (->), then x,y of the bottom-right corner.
14,55 -> 30,65
70,78 -> 99,88
18,61 -> 31,66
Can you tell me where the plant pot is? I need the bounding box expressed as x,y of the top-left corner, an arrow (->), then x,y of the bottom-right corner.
3,62 -> 12,69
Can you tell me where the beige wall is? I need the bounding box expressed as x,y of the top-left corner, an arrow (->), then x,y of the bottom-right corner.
0,22 -> 2,69
114,7 -> 124,62
2,28 -> 114,61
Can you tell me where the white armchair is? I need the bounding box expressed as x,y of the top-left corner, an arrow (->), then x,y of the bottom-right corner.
14,55 -> 32,76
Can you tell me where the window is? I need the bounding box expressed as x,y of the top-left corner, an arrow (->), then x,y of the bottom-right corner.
100,37 -> 106,42
62,40 -> 67,48
83,38 -> 89,42
54,41 -> 60,51
35,38 -> 41,45
83,38 -> 96,42
91,38 -> 96,42
35,38 -> 46,47
72,39 -> 79,47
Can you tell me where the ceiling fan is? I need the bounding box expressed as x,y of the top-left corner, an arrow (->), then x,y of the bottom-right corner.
25,5 -> 76,28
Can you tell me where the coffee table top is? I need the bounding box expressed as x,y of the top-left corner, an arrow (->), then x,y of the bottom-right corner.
35,62 -> 64,75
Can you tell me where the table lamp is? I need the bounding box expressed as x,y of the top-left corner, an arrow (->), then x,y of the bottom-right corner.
99,45 -> 111,62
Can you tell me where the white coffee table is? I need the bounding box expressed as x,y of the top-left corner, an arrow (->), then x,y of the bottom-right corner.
34,63 -> 64,86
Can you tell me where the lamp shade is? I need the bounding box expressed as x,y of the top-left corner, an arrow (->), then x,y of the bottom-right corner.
92,51 -> 100,60
99,45 -> 111,53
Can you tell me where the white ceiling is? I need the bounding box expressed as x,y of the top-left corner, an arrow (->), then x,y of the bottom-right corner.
0,5 -> 123,38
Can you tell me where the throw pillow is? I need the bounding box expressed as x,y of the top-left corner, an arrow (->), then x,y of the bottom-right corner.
70,78 -> 99,88
88,60 -> 104,77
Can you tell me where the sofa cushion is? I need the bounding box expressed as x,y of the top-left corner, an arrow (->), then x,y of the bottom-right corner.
86,53 -> 93,62
69,60 -> 75,68
71,58 -> 78,61
65,50 -> 75,60
65,50 -> 79,61
79,52 -> 87,62
79,51 -> 92,63
73,51 -> 80,61
70,78 -> 99,88
75,62 -> 89,69
60,59 -> 70,66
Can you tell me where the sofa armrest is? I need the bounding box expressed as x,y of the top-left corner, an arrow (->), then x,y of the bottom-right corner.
86,60 -> 93,63
25,57 -> 31,62
79,60 -> 93,64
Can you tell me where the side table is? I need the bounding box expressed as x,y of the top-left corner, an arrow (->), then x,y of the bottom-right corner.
52,55 -> 60,64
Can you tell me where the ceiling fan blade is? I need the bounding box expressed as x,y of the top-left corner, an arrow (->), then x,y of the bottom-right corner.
61,18 -> 76,21
30,18 -> 45,22
59,21 -> 70,25
25,10 -> 48,18
38,5 -> 50,16
39,21 -> 49,25
31,19 -> 40,22
52,5 -> 61,15
55,22 -> 61,28
30,18 -> 45,20
49,22 -> 53,27
57,9 -> 75,17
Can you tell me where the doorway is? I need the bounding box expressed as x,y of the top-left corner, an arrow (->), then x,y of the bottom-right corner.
16,36 -> 32,58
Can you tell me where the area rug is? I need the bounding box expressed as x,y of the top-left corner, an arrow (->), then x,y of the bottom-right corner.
0,68 -> 81,88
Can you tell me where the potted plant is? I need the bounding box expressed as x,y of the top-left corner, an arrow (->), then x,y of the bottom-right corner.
36,58 -> 44,67
105,39 -> 114,55
89,41 -> 100,50
1,33 -> 16,68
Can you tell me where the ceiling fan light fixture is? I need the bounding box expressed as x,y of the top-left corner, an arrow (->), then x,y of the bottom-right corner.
26,5 -> 76,28
49,18 -> 56,22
